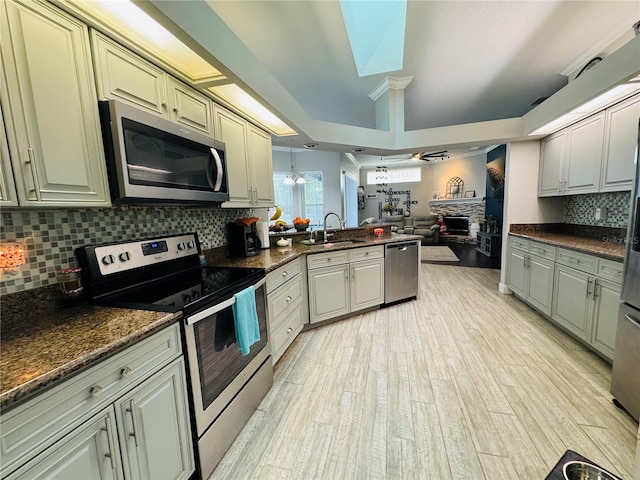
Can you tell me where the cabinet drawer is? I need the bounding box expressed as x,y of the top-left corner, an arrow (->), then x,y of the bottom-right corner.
349,245 -> 384,262
556,247 -> 597,274
271,302 -> 304,363
0,323 -> 181,477
268,275 -> 303,322
307,250 -> 349,269
509,236 -> 530,251
266,258 -> 301,293
529,241 -> 556,261
597,258 -> 624,284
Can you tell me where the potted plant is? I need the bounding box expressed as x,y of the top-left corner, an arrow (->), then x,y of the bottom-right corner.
382,203 -> 395,216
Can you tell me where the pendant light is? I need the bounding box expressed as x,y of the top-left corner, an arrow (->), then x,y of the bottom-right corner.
283,146 -> 306,185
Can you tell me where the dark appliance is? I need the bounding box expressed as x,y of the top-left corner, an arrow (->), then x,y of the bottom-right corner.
76,233 -> 272,479
228,222 -> 260,257
611,119 -> 640,421
99,99 -> 229,205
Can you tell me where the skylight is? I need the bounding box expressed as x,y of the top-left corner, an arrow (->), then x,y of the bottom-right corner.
339,0 -> 407,77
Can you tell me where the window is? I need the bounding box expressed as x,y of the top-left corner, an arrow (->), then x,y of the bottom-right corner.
366,167 -> 421,184
273,170 -> 324,227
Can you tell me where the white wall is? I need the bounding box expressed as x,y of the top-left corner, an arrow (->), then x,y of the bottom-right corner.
272,148 -> 343,228
499,140 -> 565,292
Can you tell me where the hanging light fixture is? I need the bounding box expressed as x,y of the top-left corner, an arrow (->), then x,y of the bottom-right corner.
283,146 -> 306,185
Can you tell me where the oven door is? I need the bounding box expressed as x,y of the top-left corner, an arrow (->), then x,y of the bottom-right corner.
183,277 -> 270,436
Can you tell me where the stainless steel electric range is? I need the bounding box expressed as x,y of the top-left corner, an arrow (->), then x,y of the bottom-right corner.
76,233 -> 273,479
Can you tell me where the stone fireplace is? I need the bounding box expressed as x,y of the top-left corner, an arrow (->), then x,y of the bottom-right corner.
443,216 -> 470,235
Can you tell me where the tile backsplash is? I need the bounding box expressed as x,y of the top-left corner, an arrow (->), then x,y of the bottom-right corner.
1,206 -> 253,295
564,191 -> 631,228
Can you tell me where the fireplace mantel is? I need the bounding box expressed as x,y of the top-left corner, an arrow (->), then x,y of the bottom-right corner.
430,198 -> 484,206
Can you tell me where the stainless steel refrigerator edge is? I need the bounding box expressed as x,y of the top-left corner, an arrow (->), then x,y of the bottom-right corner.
611,119 -> 640,422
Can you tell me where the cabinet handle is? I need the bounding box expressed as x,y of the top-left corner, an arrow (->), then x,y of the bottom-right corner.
286,295 -> 292,302
558,179 -> 562,192
593,280 -> 601,300
586,278 -> 593,297
172,107 -> 179,114
121,366 -> 133,378
26,148 -> 42,201
161,102 -> 168,109
287,328 -> 293,334
101,420 -> 117,470
90,385 -> 103,397
282,271 -> 287,277
126,400 -> 140,447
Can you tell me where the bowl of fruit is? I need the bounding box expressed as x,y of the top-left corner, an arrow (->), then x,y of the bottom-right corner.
293,217 -> 311,231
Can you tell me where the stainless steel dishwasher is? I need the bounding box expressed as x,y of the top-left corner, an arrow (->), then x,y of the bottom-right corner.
384,241 -> 419,304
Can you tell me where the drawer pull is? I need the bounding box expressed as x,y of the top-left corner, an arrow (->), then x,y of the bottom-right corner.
287,328 -> 293,334
90,385 -> 103,397
282,271 -> 287,277
286,296 -> 292,302
121,366 -> 133,378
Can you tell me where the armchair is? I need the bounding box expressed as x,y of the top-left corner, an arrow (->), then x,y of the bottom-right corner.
412,214 -> 440,244
380,215 -> 407,233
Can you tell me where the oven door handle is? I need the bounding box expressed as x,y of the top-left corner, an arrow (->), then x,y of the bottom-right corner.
185,276 -> 266,326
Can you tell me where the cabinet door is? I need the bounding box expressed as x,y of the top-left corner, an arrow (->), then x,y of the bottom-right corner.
601,95 -> 640,192
1,0 -> 109,206
115,359 -> 194,480
247,124 -> 274,207
167,78 -> 213,136
507,248 -> 527,297
526,255 -> 554,316
350,258 -> 384,312
308,264 -> 350,323
0,101 -> 18,206
565,113 -> 604,194
538,131 -> 565,196
215,106 -> 252,207
590,278 -> 621,361
92,31 -> 167,117
551,265 -> 592,341
7,408 -> 122,480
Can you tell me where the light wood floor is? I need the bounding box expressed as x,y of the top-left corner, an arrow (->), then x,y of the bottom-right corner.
209,264 -> 638,480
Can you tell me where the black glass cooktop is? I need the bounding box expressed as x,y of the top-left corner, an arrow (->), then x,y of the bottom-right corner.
97,266 -> 264,315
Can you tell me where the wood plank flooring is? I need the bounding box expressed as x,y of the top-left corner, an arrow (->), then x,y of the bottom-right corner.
209,264 -> 637,480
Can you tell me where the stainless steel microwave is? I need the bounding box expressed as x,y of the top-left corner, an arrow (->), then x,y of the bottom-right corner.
98,99 -> 229,204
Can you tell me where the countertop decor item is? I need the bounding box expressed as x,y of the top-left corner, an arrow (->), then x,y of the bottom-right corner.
0,242 -> 26,272
276,237 -> 289,247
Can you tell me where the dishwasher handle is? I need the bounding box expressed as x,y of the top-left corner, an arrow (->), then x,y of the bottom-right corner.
386,242 -> 417,250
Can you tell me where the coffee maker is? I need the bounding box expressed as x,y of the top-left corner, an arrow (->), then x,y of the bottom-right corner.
228,221 -> 260,257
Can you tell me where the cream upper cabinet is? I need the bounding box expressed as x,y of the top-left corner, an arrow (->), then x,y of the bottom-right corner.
538,131 -> 566,196
92,31 -> 213,137
1,0 -> 109,207
564,112 -> 604,194
215,105 -> 274,208
0,102 -> 18,206
601,94 -> 640,192
539,95 -> 639,196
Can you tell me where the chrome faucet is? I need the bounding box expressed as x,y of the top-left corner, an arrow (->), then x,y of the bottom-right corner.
323,212 -> 345,241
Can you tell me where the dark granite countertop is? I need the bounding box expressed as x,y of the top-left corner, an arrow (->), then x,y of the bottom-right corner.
509,224 -> 626,261
1,286 -> 180,410
1,231 -> 419,410
205,233 -> 422,271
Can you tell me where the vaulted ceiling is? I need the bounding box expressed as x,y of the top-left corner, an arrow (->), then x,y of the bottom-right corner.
146,0 -> 640,157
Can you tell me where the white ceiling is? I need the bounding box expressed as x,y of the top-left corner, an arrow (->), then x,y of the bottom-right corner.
146,0 -> 640,157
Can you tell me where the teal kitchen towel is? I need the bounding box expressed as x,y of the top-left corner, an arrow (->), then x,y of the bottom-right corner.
232,285 -> 260,355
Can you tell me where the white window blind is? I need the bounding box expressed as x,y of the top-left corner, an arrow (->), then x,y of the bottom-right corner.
366,167 -> 421,185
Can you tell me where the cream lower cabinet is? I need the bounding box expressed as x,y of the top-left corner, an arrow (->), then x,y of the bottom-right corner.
1,0 -> 109,207
308,246 -> 384,324
266,257 -> 307,364
507,238 -> 555,316
551,249 -> 622,361
1,324 -> 194,480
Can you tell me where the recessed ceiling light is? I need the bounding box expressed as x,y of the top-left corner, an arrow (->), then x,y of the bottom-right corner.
303,143 -> 319,149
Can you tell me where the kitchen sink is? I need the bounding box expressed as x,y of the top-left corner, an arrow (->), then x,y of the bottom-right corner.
563,461 -> 617,480
301,239 -> 367,247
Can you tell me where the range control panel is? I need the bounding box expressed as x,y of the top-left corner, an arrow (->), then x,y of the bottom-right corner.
92,234 -> 199,276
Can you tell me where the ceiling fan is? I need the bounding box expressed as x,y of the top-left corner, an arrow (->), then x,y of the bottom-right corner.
382,150 -> 449,162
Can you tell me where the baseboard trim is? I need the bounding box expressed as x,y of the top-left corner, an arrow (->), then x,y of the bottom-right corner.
499,282 -> 512,295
